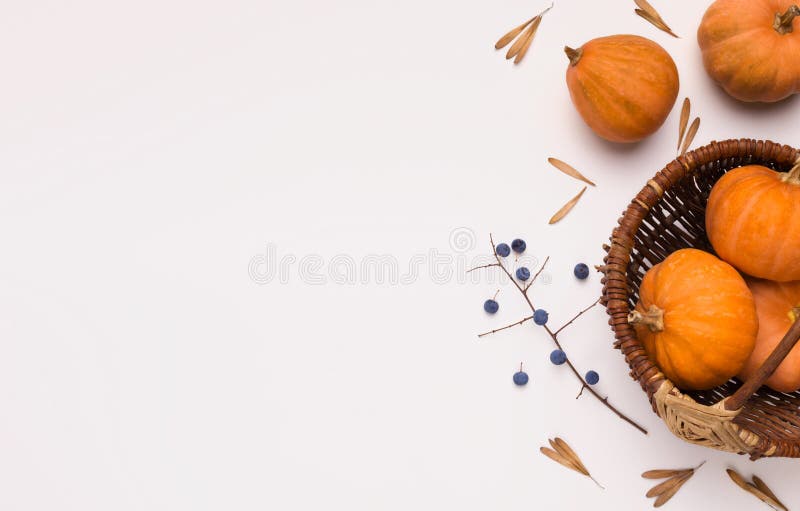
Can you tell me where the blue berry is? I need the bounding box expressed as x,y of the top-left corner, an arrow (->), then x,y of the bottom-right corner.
585,370 -> 599,385
574,263 -> 590,280
549,349 -> 567,365
516,267 -> 531,281
533,309 -> 549,325
483,299 -> 499,314
495,243 -> 511,257
513,371 -> 529,386
511,239 -> 527,253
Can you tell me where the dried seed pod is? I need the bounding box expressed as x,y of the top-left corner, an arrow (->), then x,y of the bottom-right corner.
549,187 -> 587,224
547,158 -> 596,186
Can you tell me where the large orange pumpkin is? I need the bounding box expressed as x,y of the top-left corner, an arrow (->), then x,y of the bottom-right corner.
629,249 -> 758,391
564,35 -> 679,143
706,163 -> 800,282
740,278 -> 800,392
698,0 -> 800,102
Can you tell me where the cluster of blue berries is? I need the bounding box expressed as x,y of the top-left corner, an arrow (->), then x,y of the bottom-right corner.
485,238 -> 598,387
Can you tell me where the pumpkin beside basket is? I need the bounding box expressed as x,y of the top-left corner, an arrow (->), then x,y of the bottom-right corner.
600,139 -> 800,460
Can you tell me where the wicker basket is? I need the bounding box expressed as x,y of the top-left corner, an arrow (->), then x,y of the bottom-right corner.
600,138 -> 800,460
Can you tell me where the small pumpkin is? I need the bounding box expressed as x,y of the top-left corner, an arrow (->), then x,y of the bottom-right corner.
698,0 -> 800,102
629,249 -> 758,391
706,163 -> 800,282
564,35 -> 679,143
739,278 -> 800,392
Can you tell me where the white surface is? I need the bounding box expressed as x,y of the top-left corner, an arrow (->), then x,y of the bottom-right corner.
1,0 -> 799,509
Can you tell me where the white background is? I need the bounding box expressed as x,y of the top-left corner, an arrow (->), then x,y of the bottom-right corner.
2,0 -> 800,509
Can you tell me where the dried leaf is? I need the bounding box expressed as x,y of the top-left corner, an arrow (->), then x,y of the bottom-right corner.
677,98 -> 690,152
513,17 -> 542,64
495,3 -> 553,62
495,17 -> 535,50
505,18 -> 535,59
634,0 -> 678,37
752,476 -> 788,511
727,469 -> 786,511
553,437 -> 590,476
549,187 -> 587,224
680,117 -> 700,156
642,469 -> 689,480
548,157 -> 596,186
540,447 -> 581,474
653,474 -> 691,508
646,472 -> 690,498
541,439 -> 603,488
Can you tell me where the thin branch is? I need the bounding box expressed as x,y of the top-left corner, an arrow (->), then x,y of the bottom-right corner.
478,316 -> 533,338
576,384 -> 586,399
467,263 -> 500,274
523,255 -> 550,293
553,298 -> 601,337
484,234 -> 648,435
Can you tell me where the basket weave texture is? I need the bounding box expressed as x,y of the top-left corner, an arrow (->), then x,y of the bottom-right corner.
600,139 -> 800,460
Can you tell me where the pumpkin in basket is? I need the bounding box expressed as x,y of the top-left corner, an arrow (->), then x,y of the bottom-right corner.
706,163 -> 800,282
564,35 -> 679,143
628,249 -> 758,391
739,278 -> 800,392
698,0 -> 800,102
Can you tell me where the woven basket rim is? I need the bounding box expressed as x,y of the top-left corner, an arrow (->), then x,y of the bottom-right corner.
600,138 -> 800,459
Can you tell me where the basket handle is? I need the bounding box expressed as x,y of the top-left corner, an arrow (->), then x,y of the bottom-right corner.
725,317 -> 800,411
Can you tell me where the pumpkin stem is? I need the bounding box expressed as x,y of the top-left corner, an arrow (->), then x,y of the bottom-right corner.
774,5 -> 800,34
628,305 -> 664,333
781,160 -> 800,184
564,46 -> 583,66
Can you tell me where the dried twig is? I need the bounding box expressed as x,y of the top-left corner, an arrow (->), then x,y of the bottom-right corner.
475,234 -> 648,434
727,469 -> 787,511
478,315 -> 533,338
642,462 -> 704,508
549,186 -> 587,224
494,3 -> 553,64
547,157 -> 596,187
634,0 -> 678,38
680,117 -> 700,156
540,437 -> 603,488
677,98 -> 690,153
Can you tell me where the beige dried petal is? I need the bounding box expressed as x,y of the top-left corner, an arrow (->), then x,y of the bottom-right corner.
513,17 -> 542,64
634,0 -> 678,37
506,17 -> 538,60
680,117 -> 701,156
642,469 -> 688,480
677,98 -> 690,152
752,476 -> 788,511
727,469 -> 785,511
495,17 -> 535,50
646,473 -> 689,498
553,437 -> 590,476
653,474 -> 691,508
549,187 -> 587,224
548,158 -> 596,186
540,446 -> 582,474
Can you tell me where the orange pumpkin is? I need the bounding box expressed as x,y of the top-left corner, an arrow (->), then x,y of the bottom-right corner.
698,0 -> 800,102
706,163 -> 800,282
564,35 -> 679,143
740,278 -> 800,392
629,249 -> 758,391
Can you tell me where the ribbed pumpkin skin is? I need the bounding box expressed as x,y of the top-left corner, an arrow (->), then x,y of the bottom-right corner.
698,0 -> 800,103
706,165 -> 800,281
565,35 -> 679,143
740,278 -> 800,392
633,249 -> 758,391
